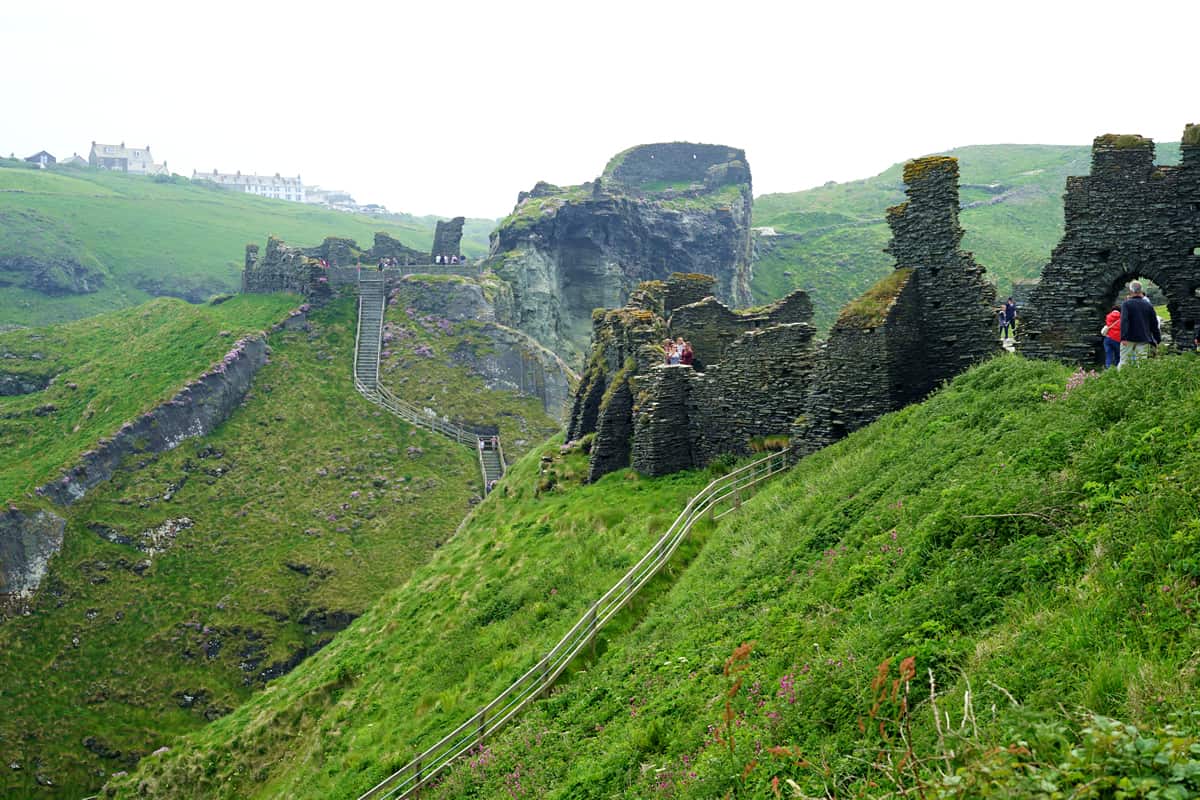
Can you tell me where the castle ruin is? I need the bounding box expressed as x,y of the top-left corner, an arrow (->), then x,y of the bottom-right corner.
1018,127 -> 1200,363
567,154 -> 1000,479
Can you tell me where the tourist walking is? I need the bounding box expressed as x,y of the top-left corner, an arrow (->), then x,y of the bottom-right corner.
1003,297 -> 1016,339
1101,305 -> 1121,369
1119,281 -> 1160,368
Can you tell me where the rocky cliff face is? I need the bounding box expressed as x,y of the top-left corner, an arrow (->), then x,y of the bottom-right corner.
0,509 -> 66,617
488,143 -> 754,361
390,275 -> 576,418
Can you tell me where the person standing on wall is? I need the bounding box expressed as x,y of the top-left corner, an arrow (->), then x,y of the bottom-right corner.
1118,280 -> 1160,368
1101,305 -> 1121,368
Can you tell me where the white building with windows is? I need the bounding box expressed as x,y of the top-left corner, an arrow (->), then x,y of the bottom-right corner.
191,169 -> 306,203
89,142 -> 167,174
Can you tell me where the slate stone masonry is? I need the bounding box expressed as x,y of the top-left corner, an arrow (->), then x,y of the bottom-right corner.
795,156 -> 999,454
1018,128 -> 1200,364
568,154 -> 1001,479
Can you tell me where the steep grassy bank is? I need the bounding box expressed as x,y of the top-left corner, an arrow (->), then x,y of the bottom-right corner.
752,144 -> 1182,329
0,293 -> 297,500
0,160 -> 493,327
107,441 -> 716,798
0,298 -> 479,798
379,300 -> 563,460
417,354 -> 1200,798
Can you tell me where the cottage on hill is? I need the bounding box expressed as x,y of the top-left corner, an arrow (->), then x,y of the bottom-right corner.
88,142 -> 167,174
25,151 -> 55,168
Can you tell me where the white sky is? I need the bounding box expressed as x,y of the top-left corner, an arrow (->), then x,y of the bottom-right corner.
3,0 -> 1197,219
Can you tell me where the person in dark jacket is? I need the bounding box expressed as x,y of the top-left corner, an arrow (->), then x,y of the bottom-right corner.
1119,280 -> 1160,368
1003,297 -> 1017,339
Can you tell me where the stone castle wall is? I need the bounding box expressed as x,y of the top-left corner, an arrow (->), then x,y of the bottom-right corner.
568,274 -> 817,480
431,217 -> 465,258
632,322 -> 818,476
1018,131 -> 1200,363
793,157 -> 998,454
569,154 -> 1001,480
242,234 -> 476,298
668,289 -> 814,370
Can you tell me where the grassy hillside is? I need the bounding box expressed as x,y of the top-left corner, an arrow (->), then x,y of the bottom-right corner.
106,440 -> 718,799
0,293 -> 298,501
753,143 -> 1182,329
379,298 -> 563,459
410,354 -> 1200,798
0,160 -> 494,328
0,297 -> 484,798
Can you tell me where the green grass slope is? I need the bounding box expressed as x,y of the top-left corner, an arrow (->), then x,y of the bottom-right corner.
753,144 -> 1181,329
414,354 -> 1200,798
107,441 -> 719,799
0,160 -> 493,328
380,296 -> 563,460
0,293 -> 298,501
0,297 -> 481,798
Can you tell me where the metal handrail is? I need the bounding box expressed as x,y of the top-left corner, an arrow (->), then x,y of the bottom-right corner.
358,448 -> 791,800
352,274 -> 502,487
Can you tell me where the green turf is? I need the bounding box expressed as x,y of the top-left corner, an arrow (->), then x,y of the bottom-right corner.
0,293 -> 298,501
104,438 -> 718,799
0,160 -> 494,328
409,353 -> 1200,798
0,296 -> 480,798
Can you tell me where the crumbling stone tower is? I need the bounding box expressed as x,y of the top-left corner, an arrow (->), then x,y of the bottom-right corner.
1018,127 -> 1200,363
797,156 -> 999,453
431,216 -> 466,260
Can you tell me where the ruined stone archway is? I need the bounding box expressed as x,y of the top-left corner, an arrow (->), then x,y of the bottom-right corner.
1018,131 -> 1200,363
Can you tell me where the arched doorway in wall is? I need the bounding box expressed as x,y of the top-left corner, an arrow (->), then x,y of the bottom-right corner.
1098,273 -> 1176,365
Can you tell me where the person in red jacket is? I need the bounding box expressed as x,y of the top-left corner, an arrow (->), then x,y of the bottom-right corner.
1101,305 -> 1121,368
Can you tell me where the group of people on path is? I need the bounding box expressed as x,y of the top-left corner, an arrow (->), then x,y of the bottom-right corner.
663,337 -> 694,366
1101,280 -> 1165,369
434,254 -> 463,265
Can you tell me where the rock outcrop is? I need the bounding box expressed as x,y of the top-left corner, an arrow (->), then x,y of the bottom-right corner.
38,333 -> 274,505
566,274 -> 816,481
1018,127 -> 1200,363
390,275 -> 576,418
488,142 -> 754,359
0,508 -> 66,616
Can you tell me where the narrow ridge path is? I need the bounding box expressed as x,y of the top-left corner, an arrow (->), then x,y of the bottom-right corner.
353,272 -> 505,492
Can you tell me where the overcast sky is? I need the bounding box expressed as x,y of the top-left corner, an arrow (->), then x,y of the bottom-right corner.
4,0 -> 1197,219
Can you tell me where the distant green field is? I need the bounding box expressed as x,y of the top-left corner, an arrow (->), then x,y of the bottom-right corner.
0,160 -> 494,327
752,143 -> 1182,329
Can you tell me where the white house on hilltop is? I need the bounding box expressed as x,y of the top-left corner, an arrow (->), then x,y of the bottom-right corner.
192,169 -> 306,202
89,142 -> 167,174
